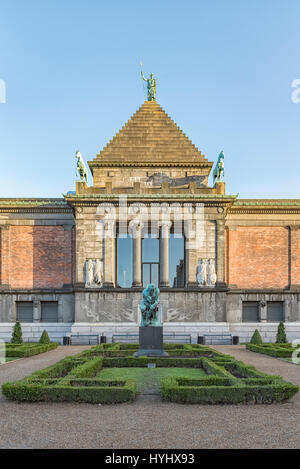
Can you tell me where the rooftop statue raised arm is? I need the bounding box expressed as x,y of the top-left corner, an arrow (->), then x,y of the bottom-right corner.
140,61 -> 157,101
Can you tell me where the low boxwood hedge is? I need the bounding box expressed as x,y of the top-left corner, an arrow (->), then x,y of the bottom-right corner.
2,379 -> 136,404
246,343 -> 299,358
2,342 -> 298,405
160,376 -> 298,404
5,342 -> 58,358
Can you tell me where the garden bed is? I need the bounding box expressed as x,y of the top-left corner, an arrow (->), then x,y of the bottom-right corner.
2,343 -> 298,405
246,343 -> 300,359
5,342 -> 58,358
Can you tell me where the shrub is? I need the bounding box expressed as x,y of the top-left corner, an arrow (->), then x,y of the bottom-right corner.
250,329 -> 263,345
11,321 -> 23,344
246,343 -> 293,358
39,330 -> 50,344
276,322 -> 288,344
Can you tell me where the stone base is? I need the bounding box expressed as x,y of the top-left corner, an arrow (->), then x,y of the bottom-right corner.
134,326 -> 169,357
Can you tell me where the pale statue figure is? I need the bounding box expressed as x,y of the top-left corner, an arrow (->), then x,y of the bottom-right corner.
86,259 -> 94,286
213,151 -> 225,183
76,150 -> 88,183
85,259 -> 103,287
94,259 -> 103,286
140,62 -> 157,101
207,259 -> 217,286
197,259 -> 207,286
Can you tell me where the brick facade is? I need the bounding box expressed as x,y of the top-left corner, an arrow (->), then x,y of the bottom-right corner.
0,225 -> 74,289
226,226 -> 293,289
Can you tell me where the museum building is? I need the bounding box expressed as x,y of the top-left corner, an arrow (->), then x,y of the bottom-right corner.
1,99 -> 300,343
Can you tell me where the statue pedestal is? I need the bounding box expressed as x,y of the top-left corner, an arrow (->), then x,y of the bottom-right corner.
134,326 -> 169,357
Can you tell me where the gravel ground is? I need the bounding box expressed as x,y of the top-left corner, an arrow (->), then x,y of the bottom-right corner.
0,345 -> 299,449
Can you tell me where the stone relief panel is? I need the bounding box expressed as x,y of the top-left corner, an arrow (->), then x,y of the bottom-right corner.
75,292 -> 139,323
146,172 -> 207,188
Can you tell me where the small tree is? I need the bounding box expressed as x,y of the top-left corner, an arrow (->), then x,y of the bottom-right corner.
250,329 -> 263,345
276,322 -> 288,344
39,330 -> 50,344
11,321 -> 23,344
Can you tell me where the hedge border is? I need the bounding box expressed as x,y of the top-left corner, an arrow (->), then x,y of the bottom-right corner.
246,343 -> 299,358
5,342 -> 58,358
2,343 -> 298,405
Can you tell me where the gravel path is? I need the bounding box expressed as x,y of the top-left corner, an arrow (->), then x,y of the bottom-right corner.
0,345 -> 91,393
0,345 -> 299,449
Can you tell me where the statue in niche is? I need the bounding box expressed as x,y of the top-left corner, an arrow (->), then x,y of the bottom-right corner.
85,259 -> 103,287
207,258 -> 217,286
196,259 -> 207,286
94,259 -> 103,286
140,283 -> 161,327
85,259 -> 94,286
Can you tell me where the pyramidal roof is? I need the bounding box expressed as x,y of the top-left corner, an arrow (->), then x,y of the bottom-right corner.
90,101 -> 211,166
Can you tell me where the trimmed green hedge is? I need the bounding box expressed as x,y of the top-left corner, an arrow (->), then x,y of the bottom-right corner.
160,376 -> 298,404
5,342 -> 58,358
246,343 -> 299,358
2,342 -> 298,405
2,379 -> 136,404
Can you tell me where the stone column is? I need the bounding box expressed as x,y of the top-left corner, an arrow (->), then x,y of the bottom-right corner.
103,222 -> 116,288
130,221 -> 142,287
159,221 -> 171,287
216,219 -> 226,287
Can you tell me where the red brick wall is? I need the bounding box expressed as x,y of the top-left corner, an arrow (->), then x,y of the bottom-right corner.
0,225 -> 74,289
226,226 -> 290,289
290,227 -> 300,287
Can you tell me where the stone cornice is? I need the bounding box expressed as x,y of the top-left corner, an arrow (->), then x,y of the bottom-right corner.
0,198 -> 72,214
230,199 -> 300,214
64,193 -> 238,208
88,161 -> 213,169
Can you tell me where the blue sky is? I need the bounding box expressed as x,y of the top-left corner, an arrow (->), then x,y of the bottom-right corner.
1,0 -> 300,199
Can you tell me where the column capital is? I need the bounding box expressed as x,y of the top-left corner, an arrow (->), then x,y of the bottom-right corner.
128,220 -> 144,238
159,220 -> 172,228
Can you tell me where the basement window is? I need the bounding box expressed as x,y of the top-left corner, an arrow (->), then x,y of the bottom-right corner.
267,302 -> 284,322
242,301 -> 259,322
41,302 -> 58,322
16,302 -> 33,322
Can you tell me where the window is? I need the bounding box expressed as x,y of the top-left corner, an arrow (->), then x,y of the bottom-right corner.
41,302 -> 58,322
117,235 -> 133,288
16,302 -> 33,322
142,237 -> 159,287
267,302 -> 284,322
242,301 -> 259,322
169,234 -> 185,287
